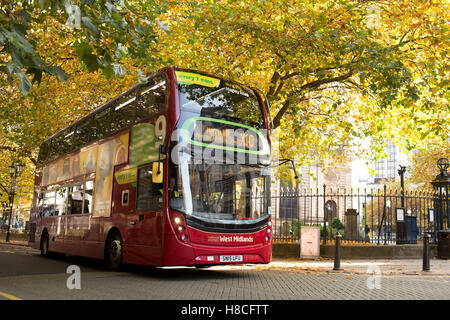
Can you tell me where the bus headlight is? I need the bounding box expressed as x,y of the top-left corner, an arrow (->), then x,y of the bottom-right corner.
181,234 -> 187,241
177,225 -> 183,232
267,228 -> 272,234
174,217 -> 181,224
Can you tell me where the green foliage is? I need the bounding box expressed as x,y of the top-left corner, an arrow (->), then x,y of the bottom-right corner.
319,224 -> 325,238
290,219 -> 303,237
0,0 -> 167,95
407,140 -> 450,188
158,0 -> 449,180
0,0 -> 448,209
331,218 -> 345,232
330,217 -> 345,238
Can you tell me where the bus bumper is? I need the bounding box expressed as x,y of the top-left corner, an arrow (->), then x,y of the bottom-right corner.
191,241 -> 272,266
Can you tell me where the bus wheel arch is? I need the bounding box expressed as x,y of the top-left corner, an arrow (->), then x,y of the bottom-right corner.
104,227 -> 123,271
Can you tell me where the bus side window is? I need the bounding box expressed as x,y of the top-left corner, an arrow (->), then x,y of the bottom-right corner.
39,191 -> 56,217
91,108 -> 111,141
111,89 -> 137,133
136,75 -> 166,121
38,193 -> 45,217
136,163 -> 163,211
68,184 -> 84,215
53,131 -> 73,157
83,180 -> 94,214
73,118 -> 92,150
55,187 -> 68,216
62,129 -> 75,155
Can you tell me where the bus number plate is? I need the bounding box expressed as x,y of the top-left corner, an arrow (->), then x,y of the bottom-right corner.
220,255 -> 243,263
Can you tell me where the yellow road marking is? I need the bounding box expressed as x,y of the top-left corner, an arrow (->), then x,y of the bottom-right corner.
0,291 -> 22,300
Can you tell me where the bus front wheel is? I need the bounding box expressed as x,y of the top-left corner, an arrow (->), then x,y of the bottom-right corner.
105,232 -> 123,271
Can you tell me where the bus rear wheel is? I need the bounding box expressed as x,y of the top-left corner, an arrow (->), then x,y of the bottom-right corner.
105,233 -> 122,271
40,232 -> 49,257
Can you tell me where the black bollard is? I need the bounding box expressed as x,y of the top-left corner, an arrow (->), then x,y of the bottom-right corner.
423,233 -> 430,272
333,233 -> 342,271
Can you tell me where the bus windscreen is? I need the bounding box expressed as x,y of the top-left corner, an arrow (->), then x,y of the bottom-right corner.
176,71 -> 265,129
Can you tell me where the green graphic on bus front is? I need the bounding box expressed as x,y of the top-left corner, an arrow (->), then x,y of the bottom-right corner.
129,122 -> 166,167
175,71 -> 220,88
181,117 -> 269,155
115,167 -> 137,185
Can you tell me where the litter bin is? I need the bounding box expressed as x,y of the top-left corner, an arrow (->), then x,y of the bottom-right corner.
437,230 -> 450,259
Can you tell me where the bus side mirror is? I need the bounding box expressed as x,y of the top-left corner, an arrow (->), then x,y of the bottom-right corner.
152,162 -> 163,184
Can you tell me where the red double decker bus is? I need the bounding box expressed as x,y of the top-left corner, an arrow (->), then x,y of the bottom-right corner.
28,67 -> 273,270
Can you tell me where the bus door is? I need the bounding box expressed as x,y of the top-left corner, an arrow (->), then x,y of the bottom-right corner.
113,162 -> 163,264
38,189 -> 64,252
54,188 -> 68,252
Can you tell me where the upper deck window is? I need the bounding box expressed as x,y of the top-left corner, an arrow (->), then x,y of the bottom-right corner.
136,75 -> 166,121
176,71 -> 264,129
37,73 -> 167,166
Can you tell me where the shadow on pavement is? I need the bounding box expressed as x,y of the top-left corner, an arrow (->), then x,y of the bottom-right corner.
37,252 -> 244,280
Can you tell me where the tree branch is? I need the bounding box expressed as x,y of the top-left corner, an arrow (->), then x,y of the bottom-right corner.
0,145 -> 17,152
267,71 -> 281,97
298,70 -> 353,91
272,98 -> 292,129
272,70 -> 354,128
0,182 -> 10,195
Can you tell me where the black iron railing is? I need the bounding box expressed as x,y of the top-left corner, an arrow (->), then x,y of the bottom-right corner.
271,185 -> 449,245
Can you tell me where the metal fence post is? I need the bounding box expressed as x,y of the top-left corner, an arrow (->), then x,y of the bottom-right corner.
323,184 -> 327,245
446,185 -> 449,229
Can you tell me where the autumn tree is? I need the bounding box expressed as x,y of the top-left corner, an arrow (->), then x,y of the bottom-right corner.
158,0 -> 449,177
0,0 -> 174,206
0,11 -> 152,206
1,0 -> 449,208
407,140 -> 450,188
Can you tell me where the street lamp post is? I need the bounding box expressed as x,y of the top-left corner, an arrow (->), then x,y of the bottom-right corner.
5,161 -> 24,242
431,158 -> 450,231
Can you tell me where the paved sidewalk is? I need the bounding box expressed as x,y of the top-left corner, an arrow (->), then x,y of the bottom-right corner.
264,258 -> 450,276
0,240 -> 28,246
2,241 -> 449,276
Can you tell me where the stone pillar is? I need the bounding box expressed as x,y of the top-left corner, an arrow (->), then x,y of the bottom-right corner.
345,209 -> 359,240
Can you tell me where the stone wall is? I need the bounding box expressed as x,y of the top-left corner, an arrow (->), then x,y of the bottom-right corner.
273,243 -> 438,259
